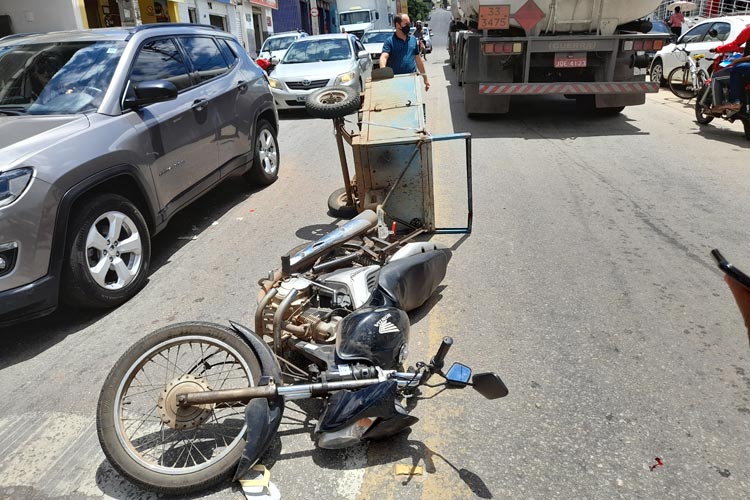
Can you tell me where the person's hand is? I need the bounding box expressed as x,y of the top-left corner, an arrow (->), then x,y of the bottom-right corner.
424,78 -> 430,91
724,275 -> 750,344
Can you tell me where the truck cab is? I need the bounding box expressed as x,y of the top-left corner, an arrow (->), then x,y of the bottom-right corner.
339,7 -> 379,39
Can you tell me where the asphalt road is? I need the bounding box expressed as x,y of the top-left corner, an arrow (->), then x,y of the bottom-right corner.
2,8 -> 750,500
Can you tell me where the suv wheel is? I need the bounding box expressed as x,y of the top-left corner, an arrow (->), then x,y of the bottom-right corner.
244,119 -> 279,186
62,194 -> 151,309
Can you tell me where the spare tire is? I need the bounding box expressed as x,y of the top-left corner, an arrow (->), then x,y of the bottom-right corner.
305,86 -> 360,119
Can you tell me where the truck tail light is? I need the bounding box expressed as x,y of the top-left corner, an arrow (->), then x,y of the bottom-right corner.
482,42 -> 523,55
623,39 -> 665,52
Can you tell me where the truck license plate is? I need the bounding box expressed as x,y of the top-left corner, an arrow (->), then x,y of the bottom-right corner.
554,52 -> 587,68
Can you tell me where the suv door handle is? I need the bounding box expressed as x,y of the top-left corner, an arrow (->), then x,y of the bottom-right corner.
237,80 -> 248,91
192,99 -> 208,111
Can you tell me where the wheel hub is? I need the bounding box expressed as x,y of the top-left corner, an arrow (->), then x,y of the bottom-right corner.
158,375 -> 214,430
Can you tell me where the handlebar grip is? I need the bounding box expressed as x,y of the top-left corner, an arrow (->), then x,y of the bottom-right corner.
431,336 -> 453,371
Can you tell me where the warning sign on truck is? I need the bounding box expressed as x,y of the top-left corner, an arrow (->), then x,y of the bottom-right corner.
478,5 -> 510,30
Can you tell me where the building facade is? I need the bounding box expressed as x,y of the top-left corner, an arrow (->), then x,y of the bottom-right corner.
0,0 -> 277,55
271,0 -> 333,35
651,0 -> 750,20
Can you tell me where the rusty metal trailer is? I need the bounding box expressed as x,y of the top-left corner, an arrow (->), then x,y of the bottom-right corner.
330,72 -> 473,234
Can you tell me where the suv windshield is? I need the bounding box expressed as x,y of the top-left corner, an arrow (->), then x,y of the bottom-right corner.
0,40 -> 125,115
340,11 -> 371,25
362,32 -> 392,44
283,39 -> 351,63
261,35 -> 297,52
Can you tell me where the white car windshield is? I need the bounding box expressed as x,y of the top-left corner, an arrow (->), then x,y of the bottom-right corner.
340,11 -> 371,25
362,32 -> 392,44
261,36 -> 297,52
0,40 -> 125,115
283,39 -> 351,63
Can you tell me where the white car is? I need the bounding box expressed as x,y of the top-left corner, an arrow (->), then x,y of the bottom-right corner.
257,31 -> 308,62
361,29 -> 394,67
268,34 -> 372,110
649,15 -> 750,85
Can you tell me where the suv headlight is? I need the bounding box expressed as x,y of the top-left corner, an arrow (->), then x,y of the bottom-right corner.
268,77 -> 282,89
0,168 -> 33,208
336,71 -> 356,84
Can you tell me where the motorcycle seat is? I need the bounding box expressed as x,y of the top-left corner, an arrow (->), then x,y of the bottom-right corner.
371,249 -> 452,312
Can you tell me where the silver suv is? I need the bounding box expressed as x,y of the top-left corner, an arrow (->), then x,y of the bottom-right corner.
0,24 -> 279,324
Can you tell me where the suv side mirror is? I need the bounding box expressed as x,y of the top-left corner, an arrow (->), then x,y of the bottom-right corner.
271,56 -> 280,65
357,50 -> 369,59
123,80 -> 177,110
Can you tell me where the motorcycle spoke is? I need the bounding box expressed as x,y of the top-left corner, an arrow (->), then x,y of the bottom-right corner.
115,335 -> 253,473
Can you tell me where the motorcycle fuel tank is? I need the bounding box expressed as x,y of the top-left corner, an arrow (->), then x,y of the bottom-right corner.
335,306 -> 409,370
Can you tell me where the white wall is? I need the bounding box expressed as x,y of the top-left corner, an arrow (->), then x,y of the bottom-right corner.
0,0 -> 82,34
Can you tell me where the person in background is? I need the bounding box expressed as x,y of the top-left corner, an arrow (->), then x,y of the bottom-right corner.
379,13 -> 430,91
710,23 -> 750,112
669,6 -> 685,38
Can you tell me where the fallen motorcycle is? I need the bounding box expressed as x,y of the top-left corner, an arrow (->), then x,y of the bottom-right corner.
96,210 -> 508,494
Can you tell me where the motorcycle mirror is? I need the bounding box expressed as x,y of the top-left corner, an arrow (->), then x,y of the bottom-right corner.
472,372 -> 509,400
271,56 -> 280,65
445,362 -> 472,386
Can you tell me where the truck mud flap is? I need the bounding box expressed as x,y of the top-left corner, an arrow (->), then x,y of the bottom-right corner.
464,83 -> 510,115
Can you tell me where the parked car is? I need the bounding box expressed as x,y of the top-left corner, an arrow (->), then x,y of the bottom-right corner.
0,24 -> 279,325
650,15 -> 750,85
257,30 -> 308,62
361,29 -> 394,67
267,34 -> 372,110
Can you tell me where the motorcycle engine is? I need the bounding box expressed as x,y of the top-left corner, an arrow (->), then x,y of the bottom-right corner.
260,276 -> 347,343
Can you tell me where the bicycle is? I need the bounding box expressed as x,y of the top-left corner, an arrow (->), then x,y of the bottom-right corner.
667,46 -> 714,100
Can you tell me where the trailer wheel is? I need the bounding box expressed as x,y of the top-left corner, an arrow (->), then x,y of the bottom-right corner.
328,187 -> 358,218
305,86 -> 360,119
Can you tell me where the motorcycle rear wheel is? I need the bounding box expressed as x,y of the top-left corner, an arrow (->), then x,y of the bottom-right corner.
694,86 -> 714,125
97,322 -> 261,494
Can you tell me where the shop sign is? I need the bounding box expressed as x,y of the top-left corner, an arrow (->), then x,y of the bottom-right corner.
251,0 -> 278,8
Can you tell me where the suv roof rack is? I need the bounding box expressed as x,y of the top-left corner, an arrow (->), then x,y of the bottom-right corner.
130,23 -> 221,33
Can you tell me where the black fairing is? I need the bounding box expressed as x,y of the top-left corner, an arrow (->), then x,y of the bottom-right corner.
373,249 -> 452,312
318,380 -> 416,433
335,306 -> 409,369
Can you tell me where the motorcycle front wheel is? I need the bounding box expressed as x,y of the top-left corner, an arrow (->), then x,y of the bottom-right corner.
695,85 -> 714,125
97,322 -> 262,494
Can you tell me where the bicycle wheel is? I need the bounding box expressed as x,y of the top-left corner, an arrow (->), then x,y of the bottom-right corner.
668,66 -> 696,99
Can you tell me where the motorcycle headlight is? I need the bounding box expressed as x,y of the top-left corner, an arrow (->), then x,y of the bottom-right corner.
336,71 -> 356,84
0,168 -> 33,209
267,77 -> 281,89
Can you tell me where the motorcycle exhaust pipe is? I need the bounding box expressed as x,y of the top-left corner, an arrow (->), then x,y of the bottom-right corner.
281,209 -> 378,275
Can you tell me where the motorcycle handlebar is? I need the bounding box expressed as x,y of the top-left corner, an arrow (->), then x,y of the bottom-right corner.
431,336 -> 453,371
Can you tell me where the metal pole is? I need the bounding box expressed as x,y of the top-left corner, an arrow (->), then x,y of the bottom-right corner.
334,118 -> 355,207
